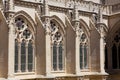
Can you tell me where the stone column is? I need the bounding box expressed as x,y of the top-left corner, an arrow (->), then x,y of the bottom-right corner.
25,42 -> 28,72
43,0 -> 52,76
100,25 -> 106,73
73,2 -> 81,75
75,22 -> 80,75
98,7 -> 106,74
18,42 -> 21,72
8,0 -> 15,79
45,18 -> 51,76
8,19 -> 15,78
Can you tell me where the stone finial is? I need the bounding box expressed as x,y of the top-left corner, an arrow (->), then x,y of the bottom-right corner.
43,0 -> 49,16
73,1 -> 79,21
8,0 -> 14,11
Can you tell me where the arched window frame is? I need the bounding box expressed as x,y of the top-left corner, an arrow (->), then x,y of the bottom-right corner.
50,20 -> 65,71
14,17 -> 35,73
79,31 -> 90,71
111,29 -> 120,69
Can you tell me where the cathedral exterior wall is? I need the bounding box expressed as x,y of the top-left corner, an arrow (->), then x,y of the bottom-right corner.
35,17 -> 46,75
90,28 -> 100,72
0,18 -> 8,78
0,0 -> 120,80
66,22 -> 76,74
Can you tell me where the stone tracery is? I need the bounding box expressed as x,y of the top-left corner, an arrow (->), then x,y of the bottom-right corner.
14,17 -> 35,73
50,21 -> 64,71
79,31 -> 89,70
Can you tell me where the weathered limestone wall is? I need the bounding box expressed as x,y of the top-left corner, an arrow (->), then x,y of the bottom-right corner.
35,14 -> 46,75
66,20 -> 75,74
0,12 -> 8,78
90,27 -> 100,72
108,14 -> 120,30
14,6 -> 36,21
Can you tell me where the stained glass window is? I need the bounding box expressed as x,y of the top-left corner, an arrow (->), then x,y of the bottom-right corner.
112,29 -> 120,69
51,21 -> 64,71
79,33 -> 89,70
14,17 -> 34,73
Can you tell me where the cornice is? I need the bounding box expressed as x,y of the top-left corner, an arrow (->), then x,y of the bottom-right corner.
13,0 -> 109,19
14,0 -> 41,9
49,5 -> 68,14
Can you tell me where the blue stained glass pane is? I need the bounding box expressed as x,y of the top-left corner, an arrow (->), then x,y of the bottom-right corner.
15,18 -> 25,30
16,21 -> 23,29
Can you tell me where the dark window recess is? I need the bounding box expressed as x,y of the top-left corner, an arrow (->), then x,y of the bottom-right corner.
105,46 -> 108,69
112,44 -> 117,69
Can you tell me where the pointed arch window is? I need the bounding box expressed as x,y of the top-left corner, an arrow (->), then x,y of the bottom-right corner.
79,33 -> 89,70
112,30 -> 120,69
14,18 -> 35,73
51,21 -> 64,71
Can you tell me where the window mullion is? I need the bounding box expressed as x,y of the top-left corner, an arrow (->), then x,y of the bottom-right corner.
18,42 -> 21,72
25,41 -> 28,72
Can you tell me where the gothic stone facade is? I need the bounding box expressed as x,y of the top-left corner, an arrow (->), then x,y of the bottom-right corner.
0,0 -> 120,80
